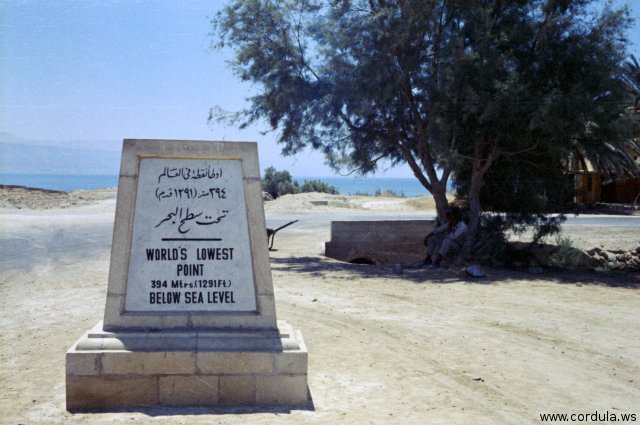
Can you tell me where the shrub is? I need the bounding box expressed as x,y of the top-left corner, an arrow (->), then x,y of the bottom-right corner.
548,235 -> 588,270
472,213 -> 567,267
300,179 -> 339,194
372,188 -> 406,198
261,167 -> 299,199
261,168 -> 339,198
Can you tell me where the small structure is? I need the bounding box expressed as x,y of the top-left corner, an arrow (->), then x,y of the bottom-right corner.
572,171 -> 603,204
602,177 -> 640,204
325,220 -> 436,265
567,146 -> 640,205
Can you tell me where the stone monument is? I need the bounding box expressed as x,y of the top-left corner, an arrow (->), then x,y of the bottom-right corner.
66,139 -> 308,410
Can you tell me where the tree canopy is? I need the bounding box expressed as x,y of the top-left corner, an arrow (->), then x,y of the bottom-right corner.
213,0 -> 633,247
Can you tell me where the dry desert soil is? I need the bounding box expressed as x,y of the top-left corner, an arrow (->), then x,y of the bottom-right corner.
0,187 -> 639,424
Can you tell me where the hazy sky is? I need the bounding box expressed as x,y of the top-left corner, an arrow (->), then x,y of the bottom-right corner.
1,0 -> 639,177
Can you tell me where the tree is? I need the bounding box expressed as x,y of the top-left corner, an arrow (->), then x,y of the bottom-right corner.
212,0 -> 632,248
299,179 -> 339,194
261,166 -> 339,197
261,166 -> 299,198
622,55 -> 640,114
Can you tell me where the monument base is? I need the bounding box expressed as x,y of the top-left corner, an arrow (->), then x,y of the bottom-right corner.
66,320 -> 308,411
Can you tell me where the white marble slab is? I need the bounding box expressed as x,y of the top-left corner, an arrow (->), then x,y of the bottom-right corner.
124,158 -> 257,312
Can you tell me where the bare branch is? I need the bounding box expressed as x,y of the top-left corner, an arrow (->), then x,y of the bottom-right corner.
338,152 -> 388,176
397,140 -> 433,192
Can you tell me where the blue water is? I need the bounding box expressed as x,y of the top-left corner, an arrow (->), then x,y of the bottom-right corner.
0,173 -> 119,192
297,176 -> 435,197
0,173 -> 448,196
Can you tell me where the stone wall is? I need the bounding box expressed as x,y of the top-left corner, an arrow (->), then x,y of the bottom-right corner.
325,220 -> 436,265
586,246 -> 640,271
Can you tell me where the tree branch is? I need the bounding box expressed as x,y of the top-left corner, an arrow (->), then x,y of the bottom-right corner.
479,143 -> 499,175
398,140 -> 433,192
338,152 -> 388,176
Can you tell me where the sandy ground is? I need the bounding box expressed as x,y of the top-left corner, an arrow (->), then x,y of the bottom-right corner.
1,189 -> 639,424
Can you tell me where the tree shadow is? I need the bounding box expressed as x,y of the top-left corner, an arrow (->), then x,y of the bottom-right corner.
270,255 -> 487,284
569,204 -> 640,216
270,255 -> 640,288
529,268 -> 640,288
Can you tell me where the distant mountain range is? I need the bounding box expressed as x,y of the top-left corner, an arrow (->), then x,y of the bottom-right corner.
0,133 -> 121,175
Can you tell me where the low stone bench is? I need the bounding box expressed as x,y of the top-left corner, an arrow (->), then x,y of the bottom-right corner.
325,220 -> 436,265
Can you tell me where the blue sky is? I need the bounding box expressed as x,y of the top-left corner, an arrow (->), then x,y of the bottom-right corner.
1,0 -> 639,177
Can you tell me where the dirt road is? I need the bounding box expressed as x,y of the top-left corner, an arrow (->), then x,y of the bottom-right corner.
1,197 -> 639,424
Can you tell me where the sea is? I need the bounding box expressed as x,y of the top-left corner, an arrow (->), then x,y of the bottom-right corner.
0,173 -> 445,197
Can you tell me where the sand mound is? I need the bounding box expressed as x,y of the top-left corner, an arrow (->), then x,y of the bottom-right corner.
263,191 -> 436,213
0,185 -> 116,210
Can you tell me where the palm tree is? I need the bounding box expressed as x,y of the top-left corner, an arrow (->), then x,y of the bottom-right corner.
622,55 -> 640,113
569,55 -> 640,182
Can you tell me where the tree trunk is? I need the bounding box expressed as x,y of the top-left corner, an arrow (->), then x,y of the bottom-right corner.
460,141 -> 498,260
462,169 -> 482,258
399,142 -> 450,220
431,181 -> 450,222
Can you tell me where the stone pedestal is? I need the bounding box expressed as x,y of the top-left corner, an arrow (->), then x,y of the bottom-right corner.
66,320 -> 307,410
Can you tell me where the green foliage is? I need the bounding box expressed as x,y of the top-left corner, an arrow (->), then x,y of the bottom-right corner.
213,0 -> 633,244
351,188 -> 406,197
472,213 -> 567,266
261,167 -> 339,198
472,214 -> 511,267
548,235 -> 586,270
455,150 -> 574,216
261,166 -> 299,199
372,188 -> 406,198
299,179 -> 339,195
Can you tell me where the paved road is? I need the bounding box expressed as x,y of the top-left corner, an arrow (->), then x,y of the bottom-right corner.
266,211 -> 640,230
0,201 -> 116,271
1,202 -> 637,272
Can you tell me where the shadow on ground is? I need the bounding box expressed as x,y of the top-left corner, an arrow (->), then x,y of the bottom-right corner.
270,255 -> 640,288
71,389 -> 315,416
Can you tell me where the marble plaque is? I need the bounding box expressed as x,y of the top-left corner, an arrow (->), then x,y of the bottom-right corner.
103,140 -> 277,331
124,157 -> 257,312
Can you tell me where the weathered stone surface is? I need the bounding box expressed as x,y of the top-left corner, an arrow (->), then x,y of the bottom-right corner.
66,320 -> 309,410
586,247 -> 640,271
197,352 -> 274,375
66,352 -> 101,376
587,247 -> 603,255
572,249 -> 597,269
256,375 -> 308,405
159,375 -> 219,406
273,351 -> 308,374
100,351 -> 196,375
219,375 -> 256,405
325,220 -> 436,265
66,376 -> 157,411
